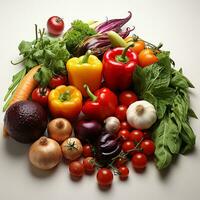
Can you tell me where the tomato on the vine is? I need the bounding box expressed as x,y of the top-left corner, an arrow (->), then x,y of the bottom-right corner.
122,140 -> 135,153
69,161 -> 84,177
118,166 -> 129,180
119,91 -> 138,107
115,157 -> 128,168
83,157 -> 95,174
131,153 -> 147,169
140,139 -> 155,156
120,121 -> 132,131
138,49 -> 158,67
31,87 -> 50,106
115,105 -> 127,121
97,168 -> 113,187
49,75 -> 67,89
129,130 -> 144,143
47,16 -> 64,36
118,129 -> 130,141
82,144 -> 93,157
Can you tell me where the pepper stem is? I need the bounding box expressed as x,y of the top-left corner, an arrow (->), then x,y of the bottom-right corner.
81,50 -> 92,63
115,43 -> 134,63
59,90 -> 71,102
84,84 -> 97,102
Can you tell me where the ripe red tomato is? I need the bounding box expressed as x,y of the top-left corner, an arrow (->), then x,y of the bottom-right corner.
115,157 -> 128,168
83,157 -> 95,174
69,161 -> 84,177
115,105 -> 127,121
118,129 -> 130,141
129,130 -> 144,143
131,153 -> 147,169
82,144 -> 93,157
97,168 -> 113,187
31,87 -> 50,106
119,91 -> 138,107
49,75 -> 67,89
140,139 -> 155,156
118,166 -> 129,180
122,140 -> 135,153
120,121 -> 132,131
47,16 -> 64,36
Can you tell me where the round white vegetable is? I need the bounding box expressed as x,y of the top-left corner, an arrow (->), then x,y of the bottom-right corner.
104,116 -> 120,133
126,100 -> 157,130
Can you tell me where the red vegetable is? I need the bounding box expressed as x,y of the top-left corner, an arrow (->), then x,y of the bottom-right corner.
83,157 -> 95,174
119,90 -> 138,107
82,144 -> 93,157
115,105 -> 127,121
31,87 -> 50,106
140,139 -> 155,156
47,16 -> 64,36
49,75 -> 67,89
131,153 -> 147,169
97,168 -> 113,187
129,130 -> 144,143
118,129 -> 130,141
69,161 -> 84,177
122,140 -> 135,153
118,166 -> 129,180
82,84 -> 118,121
120,121 -> 132,131
103,44 -> 138,91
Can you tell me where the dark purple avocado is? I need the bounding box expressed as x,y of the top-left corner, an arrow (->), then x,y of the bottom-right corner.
4,100 -> 48,144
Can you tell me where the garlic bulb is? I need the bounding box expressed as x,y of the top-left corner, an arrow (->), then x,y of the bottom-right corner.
104,116 -> 120,133
126,100 -> 157,130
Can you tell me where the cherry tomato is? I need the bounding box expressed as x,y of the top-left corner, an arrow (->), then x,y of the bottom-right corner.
47,16 -> 64,36
31,87 -> 50,106
118,129 -> 130,141
115,105 -> 127,121
138,49 -> 158,67
97,168 -> 113,187
140,139 -> 155,156
69,161 -> 84,177
132,40 -> 145,54
118,166 -> 129,180
115,157 -> 128,168
83,157 -> 95,174
120,121 -> 132,131
119,91 -> 138,107
129,130 -> 144,143
82,144 -> 93,157
131,153 -> 147,169
49,75 -> 67,89
122,140 -> 135,153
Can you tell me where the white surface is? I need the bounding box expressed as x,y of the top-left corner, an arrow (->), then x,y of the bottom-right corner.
0,0 -> 200,200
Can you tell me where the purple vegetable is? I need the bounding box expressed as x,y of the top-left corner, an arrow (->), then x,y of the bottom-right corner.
95,11 -> 132,33
74,120 -> 102,144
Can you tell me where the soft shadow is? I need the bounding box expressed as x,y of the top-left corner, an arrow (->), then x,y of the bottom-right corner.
98,183 -> 113,192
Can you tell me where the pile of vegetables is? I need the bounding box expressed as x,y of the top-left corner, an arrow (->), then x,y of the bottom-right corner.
2,12 -> 197,189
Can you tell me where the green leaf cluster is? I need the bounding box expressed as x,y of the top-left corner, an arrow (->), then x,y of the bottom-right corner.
133,52 -> 197,170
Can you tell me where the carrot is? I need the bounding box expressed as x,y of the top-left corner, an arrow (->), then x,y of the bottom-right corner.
9,65 -> 41,107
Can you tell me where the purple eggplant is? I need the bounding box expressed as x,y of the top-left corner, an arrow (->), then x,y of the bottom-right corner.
95,131 -> 121,165
74,120 -> 102,144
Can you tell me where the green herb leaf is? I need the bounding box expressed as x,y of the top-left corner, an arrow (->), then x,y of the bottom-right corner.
18,40 -> 32,55
188,108 -> 198,119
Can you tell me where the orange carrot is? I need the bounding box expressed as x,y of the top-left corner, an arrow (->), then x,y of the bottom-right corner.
9,65 -> 41,106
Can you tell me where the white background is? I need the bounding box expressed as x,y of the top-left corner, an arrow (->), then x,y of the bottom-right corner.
0,0 -> 200,200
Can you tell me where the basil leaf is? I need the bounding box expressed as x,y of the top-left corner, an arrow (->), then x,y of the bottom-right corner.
188,108 -> 198,119
18,40 -> 32,54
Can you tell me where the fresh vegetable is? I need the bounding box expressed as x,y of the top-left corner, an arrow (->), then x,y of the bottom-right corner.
47,16 -> 64,36
48,85 -> 82,120
115,105 -> 127,122
131,153 -> 147,169
4,100 -> 48,143
115,157 -> 128,168
122,140 -> 135,153
104,116 -> 120,134
31,87 -> 50,106
96,168 -> 113,187
107,31 -> 128,47
82,144 -> 93,157
118,166 -> 129,180
126,100 -> 157,130
49,75 -> 67,89
120,121 -> 132,131
66,50 -> 103,96
75,120 -> 102,144
69,161 -> 84,177
96,132 -> 121,165
119,90 -> 138,107
103,44 -> 138,91
83,157 -> 95,174
129,130 -> 144,143
140,139 -> 155,156
138,49 -> 158,67
29,136 -> 62,170
47,118 -> 72,143
118,129 -> 130,141
61,137 -> 83,161
4,65 -> 41,111
133,51 -> 196,169
82,84 -> 118,121
125,36 -> 145,54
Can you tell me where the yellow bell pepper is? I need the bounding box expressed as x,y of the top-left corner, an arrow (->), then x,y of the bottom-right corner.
48,85 -> 82,121
66,50 -> 103,97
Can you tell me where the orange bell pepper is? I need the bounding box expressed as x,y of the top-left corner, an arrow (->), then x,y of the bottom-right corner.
48,85 -> 82,120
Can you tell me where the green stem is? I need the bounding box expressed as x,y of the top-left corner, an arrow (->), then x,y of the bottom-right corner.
35,24 -> 38,44
81,50 -> 92,63
59,90 -> 71,102
84,84 -> 97,102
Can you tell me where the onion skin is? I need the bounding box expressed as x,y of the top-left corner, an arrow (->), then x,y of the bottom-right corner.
29,136 -> 62,170
47,118 -> 72,143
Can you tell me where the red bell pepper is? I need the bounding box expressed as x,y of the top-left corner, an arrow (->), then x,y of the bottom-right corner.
103,43 -> 138,91
82,84 -> 118,121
